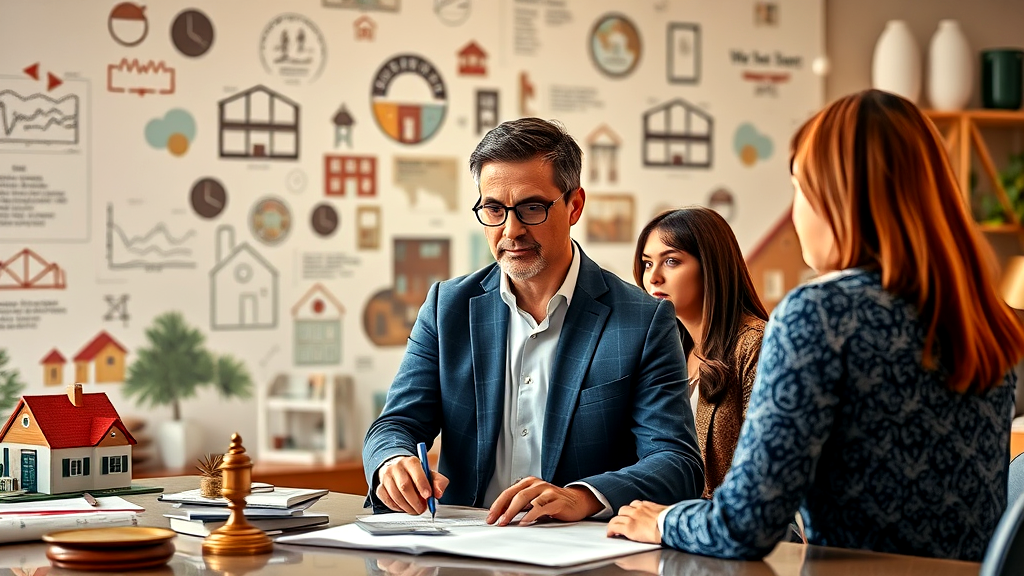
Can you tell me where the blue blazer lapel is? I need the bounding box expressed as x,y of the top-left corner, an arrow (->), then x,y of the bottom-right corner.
542,252 -> 610,480
469,265 -> 507,504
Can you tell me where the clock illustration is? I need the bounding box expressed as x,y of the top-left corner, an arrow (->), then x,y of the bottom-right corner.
190,178 -> 227,219
311,203 -> 339,237
250,197 -> 291,245
171,9 -> 214,57
259,13 -> 327,84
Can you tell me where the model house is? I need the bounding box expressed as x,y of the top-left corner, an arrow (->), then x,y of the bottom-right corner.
0,384 -> 136,494
41,348 -> 66,386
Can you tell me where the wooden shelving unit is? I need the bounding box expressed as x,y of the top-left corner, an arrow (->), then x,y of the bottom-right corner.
924,109 -> 1024,233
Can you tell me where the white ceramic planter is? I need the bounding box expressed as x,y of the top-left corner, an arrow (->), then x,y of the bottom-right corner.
872,20 -> 922,103
156,419 -> 204,471
928,20 -> 973,111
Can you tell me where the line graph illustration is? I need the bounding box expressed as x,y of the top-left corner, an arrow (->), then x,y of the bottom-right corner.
106,203 -> 197,271
0,90 -> 79,144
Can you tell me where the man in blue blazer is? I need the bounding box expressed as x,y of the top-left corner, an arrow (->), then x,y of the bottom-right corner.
364,118 -> 704,525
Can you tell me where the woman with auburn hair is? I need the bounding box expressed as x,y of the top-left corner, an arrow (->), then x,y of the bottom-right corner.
609,89 -> 1024,561
633,207 -> 768,498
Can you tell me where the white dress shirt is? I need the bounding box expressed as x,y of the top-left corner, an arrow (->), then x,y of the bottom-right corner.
482,244 -> 611,517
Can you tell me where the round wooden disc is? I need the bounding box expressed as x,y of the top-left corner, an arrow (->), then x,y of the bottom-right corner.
43,526 -> 175,548
46,540 -> 175,571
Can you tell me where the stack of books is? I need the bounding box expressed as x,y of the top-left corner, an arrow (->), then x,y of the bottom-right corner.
159,486 -> 330,537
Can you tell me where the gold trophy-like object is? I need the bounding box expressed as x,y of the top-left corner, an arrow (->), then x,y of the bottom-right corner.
202,433 -> 274,556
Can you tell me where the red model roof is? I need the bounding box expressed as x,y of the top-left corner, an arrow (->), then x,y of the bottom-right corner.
73,331 -> 127,362
40,348 -> 66,364
0,392 -> 137,449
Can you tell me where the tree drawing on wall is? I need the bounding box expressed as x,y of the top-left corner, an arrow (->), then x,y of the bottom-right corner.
124,312 -> 253,421
0,349 -> 26,417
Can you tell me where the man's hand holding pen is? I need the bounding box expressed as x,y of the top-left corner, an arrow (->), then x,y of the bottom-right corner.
376,454 -> 449,516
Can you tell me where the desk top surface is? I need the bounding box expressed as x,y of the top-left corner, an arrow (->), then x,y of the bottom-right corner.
1,476 -> 982,576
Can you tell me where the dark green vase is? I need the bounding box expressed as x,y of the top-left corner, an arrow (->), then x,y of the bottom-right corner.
981,49 -> 1023,110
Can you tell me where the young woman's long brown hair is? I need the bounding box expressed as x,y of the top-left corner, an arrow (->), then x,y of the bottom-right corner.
633,207 -> 769,402
790,89 -> 1024,393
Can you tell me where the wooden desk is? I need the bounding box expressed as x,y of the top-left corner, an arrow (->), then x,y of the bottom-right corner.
0,477 -> 982,576
134,459 -> 369,496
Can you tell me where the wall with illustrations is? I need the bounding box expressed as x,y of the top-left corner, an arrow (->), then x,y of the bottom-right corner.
0,0 -> 824,467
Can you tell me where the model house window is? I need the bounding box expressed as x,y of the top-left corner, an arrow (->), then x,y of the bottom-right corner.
21,415 -> 29,427
102,455 -> 129,475
107,356 -> 115,365
62,457 -> 90,477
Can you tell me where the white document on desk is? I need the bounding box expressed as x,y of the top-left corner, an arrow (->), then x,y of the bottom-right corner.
276,506 -> 659,567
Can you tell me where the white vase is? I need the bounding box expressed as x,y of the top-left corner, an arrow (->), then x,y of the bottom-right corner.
872,20 -> 922,103
156,419 -> 204,471
927,20 -> 973,111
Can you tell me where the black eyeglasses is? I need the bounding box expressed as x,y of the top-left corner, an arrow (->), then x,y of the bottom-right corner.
473,190 -> 572,227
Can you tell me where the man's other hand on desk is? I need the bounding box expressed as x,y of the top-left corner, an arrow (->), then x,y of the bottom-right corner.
376,456 -> 449,515
486,477 -> 602,526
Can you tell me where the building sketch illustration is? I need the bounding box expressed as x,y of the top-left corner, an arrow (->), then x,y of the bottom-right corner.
586,124 -> 621,183
218,85 -> 299,160
292,283 -> 345,365
333,104 -> 354,147
106,204 -> 196,271
354,15 -> 376,40
0,90 -> 79,145
73,331 -> 128,384
642,98 -> 713,168
458,41 -> 487,75
356,206 -> 381,249
0,248 -> 66,290
325,154 -> 376,196
363,238 -> 449,346
667,23 -> 701,84
210,225 -> 279,330
107,59 -> 175,96
476,89 -> 498,135
41,349 -> 66,386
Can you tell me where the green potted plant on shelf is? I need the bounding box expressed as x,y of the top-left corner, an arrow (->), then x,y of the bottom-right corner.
124,311 -> 253,470
976,152 -> 1024,225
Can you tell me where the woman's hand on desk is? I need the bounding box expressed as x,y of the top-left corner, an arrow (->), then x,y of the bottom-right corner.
376,456 -> 449,515
607,500 -> 666,544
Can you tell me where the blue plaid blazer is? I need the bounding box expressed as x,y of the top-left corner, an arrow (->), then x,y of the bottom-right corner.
363,248 -> 704,512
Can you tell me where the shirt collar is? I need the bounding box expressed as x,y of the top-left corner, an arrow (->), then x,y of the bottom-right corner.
499,241 -> 580,312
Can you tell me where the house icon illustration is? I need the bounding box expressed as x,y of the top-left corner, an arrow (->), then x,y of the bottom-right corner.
458,41 -> 487,76
354,15 -> 376,40
73,331 -> 128,384
292,283 -> 345,365
210,225 -> 279,330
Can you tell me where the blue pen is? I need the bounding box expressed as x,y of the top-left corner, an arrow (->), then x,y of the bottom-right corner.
416,442 -> 436,524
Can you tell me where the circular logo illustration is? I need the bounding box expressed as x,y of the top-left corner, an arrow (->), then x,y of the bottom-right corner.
311,203 -> 339,237
371,54 -> 447,145
190,178 -> 227,219
250,197 -> 292,245
259,14 -> 327,84
589,13 -> 642,78
171,9 -> 214,57
109,2 -> 148,47
435,0 -> 470,26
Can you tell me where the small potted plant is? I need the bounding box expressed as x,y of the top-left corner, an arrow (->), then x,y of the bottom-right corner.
196,453 -> 224,498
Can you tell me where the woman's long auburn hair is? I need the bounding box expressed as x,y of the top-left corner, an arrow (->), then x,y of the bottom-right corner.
790,89 -> 1024,393
633,207 -> 769,402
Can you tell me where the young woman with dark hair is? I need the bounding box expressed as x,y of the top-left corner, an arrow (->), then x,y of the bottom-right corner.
633,207 -> 768,498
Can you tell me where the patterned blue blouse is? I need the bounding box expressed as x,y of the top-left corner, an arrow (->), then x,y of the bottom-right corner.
661,269 -> 1015,561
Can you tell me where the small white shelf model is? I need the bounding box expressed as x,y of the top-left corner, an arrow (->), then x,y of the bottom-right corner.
257,373 -> 357,466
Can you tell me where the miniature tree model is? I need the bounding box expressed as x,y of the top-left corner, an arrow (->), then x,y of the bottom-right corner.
124,312 -> 253,420
0,349 -> 26,416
